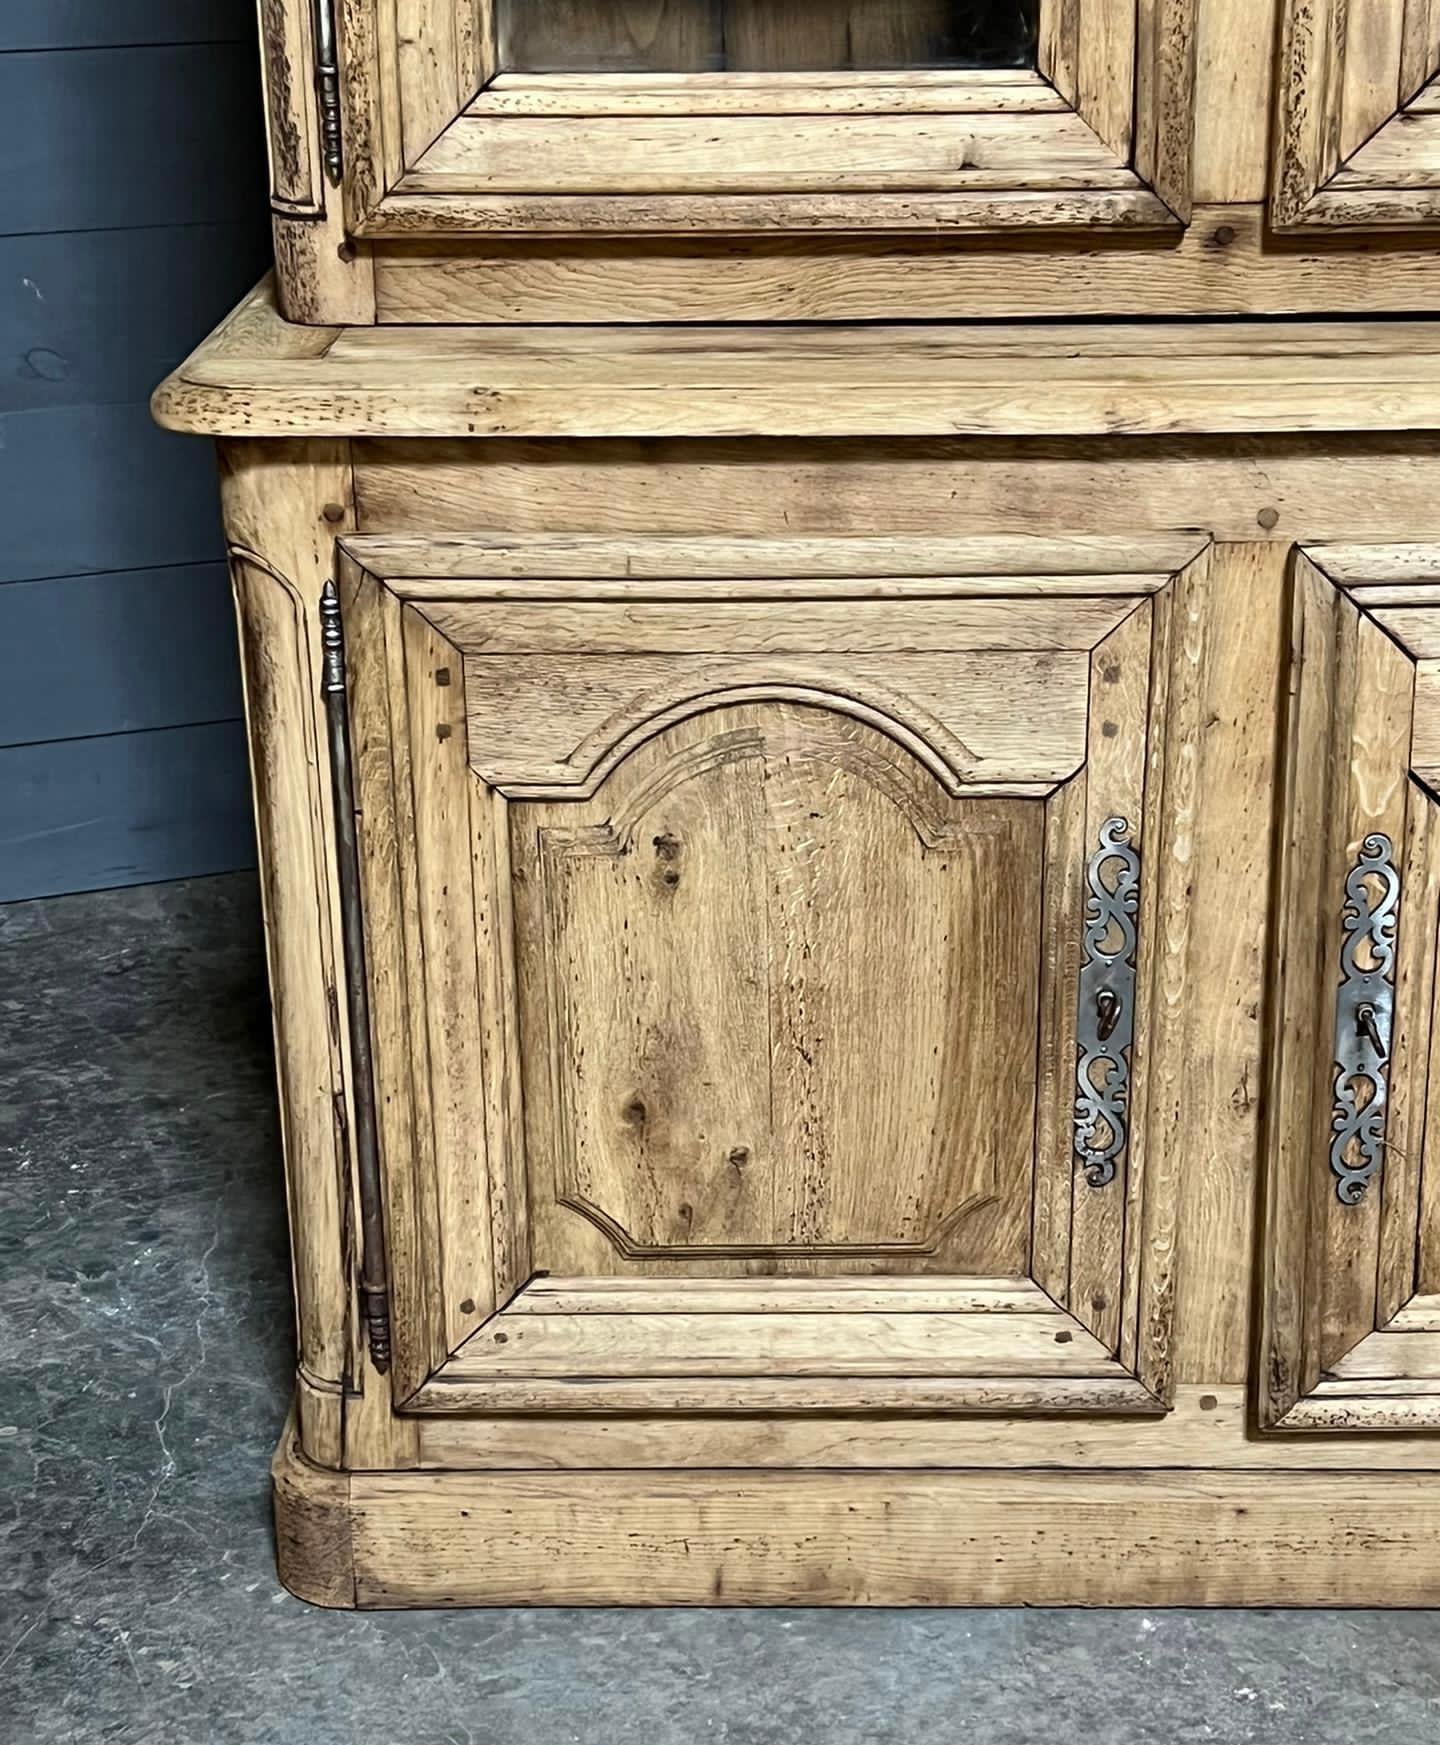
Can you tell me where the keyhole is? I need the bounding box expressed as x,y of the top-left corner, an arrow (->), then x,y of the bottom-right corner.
1096,988 -> 1121,1042
1357,1002 -> 1386,1060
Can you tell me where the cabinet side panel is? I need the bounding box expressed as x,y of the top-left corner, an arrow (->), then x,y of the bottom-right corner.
221,442 -> 410,1467
231,551 -> 352,1461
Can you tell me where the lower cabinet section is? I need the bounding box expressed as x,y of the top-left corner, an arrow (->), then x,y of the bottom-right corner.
218,439 -> 1440,1608
274,1419 -> 1440,1608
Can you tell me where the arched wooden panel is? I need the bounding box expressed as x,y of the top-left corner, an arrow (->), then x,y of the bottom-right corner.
514,699 -> 1044,1261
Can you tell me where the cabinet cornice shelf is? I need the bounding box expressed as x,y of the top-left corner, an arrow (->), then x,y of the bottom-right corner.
156,281 -> 1440,440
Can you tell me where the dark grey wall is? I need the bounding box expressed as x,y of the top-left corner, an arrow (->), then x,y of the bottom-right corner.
0,6 -> 270,901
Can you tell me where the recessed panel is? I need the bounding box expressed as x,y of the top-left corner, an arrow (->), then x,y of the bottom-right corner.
513,700 -> 1043,1262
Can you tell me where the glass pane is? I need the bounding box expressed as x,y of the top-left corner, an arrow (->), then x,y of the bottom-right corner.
498,1 -> 1041,75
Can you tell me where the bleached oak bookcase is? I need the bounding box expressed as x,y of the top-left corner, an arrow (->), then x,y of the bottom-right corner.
156,0 -> 1440,1605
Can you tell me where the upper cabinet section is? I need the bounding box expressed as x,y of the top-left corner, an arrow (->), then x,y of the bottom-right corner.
337,0 -> 1196,237
260,2 -> 1440,323
259,0 -> 1201,320
1273,0 -> 1440,228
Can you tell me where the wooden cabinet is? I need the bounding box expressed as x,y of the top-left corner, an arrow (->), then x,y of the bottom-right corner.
157,293 -> 1440,1606
259,0 -> 1440,324
162,0 -> 1440,1610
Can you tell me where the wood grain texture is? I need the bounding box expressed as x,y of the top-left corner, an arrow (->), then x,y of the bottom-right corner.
1260,554 -> 1341,1425
1191,0 -> 1278,201
1138,544 -> 1283,1384
408,109 -> 1127,193
412,1381 -> 1440,1470
350,530 -> 1202,582
1337,0 -> 1406,163
1067,602 -> 1152,1350
468,69 -> 1066,115
1317,609 -> 1413,1365
426,595 -> 1133,652
466,648 -> 1083,792
348,437 -> 1440,549
1272,0 -> 1440,230
319,0 -> 1187,261
338,555 -> 444,1407
230,551 -> 351,1444
258,0 -> 321,212
337,1465 -> 1440,1606
501,1274 -> 1045,1311
446,1307 -> 1118,1378
223,449 -> 360,1465
514,706 -> 1042,1266
156,285 -> 1440,440
1031,776 -> 1088,1304
368,208 -> 1440,324
398,607 -> 496,1353
284,0 -> 1192,287
1403,1 -> 1440,99
1379,782 -> 1440,1321
272,1417 -> 355,1607
408,1372 -> 1161,1413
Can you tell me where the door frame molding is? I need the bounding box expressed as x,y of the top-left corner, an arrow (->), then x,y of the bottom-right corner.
1273,1 -> 1440,230
324,0 -> 1196,237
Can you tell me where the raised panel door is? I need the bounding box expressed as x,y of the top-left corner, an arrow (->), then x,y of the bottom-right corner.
1262,542 -> 1440,1430
329,532 -> 1209,1420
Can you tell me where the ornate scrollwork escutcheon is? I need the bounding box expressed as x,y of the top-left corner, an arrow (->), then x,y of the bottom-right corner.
1330,832 -> 1400,1206
1074,817 -> 1141,1190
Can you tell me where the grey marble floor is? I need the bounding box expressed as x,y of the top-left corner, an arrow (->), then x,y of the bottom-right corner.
3,873 -> 1440,1744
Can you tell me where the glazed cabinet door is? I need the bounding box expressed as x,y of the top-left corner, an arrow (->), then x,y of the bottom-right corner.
1272,0 -> 1440,229
1263,544 -> 1440,1430
330,532 -> 1210,1419
262,0 -> 1197,286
